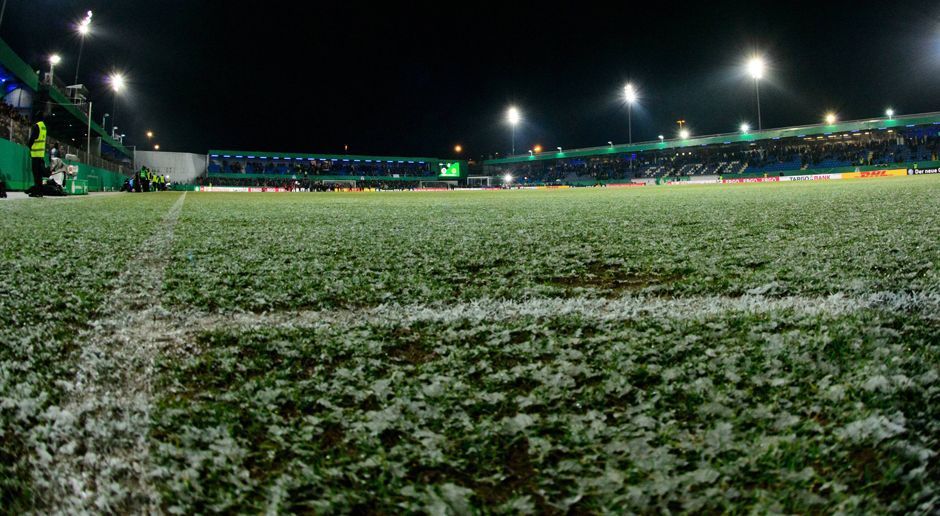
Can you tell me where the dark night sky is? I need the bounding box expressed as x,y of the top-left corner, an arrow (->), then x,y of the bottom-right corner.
4,1 -> 940,159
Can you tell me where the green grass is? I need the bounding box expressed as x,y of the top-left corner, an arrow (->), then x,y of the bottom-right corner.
2,177 -> 939,513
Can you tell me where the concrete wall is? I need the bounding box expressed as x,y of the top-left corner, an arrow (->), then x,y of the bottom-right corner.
134,151 -> 206,184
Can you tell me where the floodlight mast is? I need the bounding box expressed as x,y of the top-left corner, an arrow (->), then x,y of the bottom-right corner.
74,11 -> 93,85
747,56 -> 766,130
624,83 -> 638,144
507,107 -> 521,155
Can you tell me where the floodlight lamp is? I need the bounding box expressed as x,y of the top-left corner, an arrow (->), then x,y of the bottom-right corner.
624,83 -> 638,104
49,54 -> 62,65
507,106 -> 521,126
503,174 -> 513,183
747,56 -> 765,80
109,73 -> 126,92
679,129 -> 690,139
825,113 -> 837,125
740,123 -> 751,133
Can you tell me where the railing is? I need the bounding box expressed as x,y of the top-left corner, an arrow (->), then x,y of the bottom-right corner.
47,136 -> 131,176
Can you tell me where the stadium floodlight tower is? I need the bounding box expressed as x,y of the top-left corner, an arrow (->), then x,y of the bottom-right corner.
746,56 -> 766,130
74,10 -> 92,85
108,72 -> 126,133
48,54 -> 62,84
624,82 -> 638,143
507,106 -> 521,155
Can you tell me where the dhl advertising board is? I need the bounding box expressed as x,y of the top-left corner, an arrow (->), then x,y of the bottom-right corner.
841,169 -> 907,179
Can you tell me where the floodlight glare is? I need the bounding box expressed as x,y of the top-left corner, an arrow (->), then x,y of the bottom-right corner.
658,135 -> 665,142
78,10 -> 93,35
624,83 -> 638,104
146,131 -> 154,139
507,106 -> 521,126
109,73 -> 126,92
825,113 -> 837,125
503,174 -> 513,183
454,144 -> 462,153
679,129 -> 691,139
885,108 -> 895,120
557,146 -> 563,152
49,54 -> 62,65
747,56 -> 765,80
533,144 -> 543,153
740,123 -> 751,133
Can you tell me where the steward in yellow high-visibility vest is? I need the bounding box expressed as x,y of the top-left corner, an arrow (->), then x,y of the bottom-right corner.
27,112 -> 48,197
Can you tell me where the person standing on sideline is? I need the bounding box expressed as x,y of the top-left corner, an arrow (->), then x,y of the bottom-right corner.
27,111 -> 48,197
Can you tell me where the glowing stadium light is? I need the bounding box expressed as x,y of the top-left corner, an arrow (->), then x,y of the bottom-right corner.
533,144 -> 543,153
48,54 -> 61,84
624,83 -> 638,104
825,112 -> 837,125
557,146 -> 563,152
146,130 -> 154,139
77,10 -> 93,35
746,56 -> 765,80
507,106 -> 521,125
745,55 -> 767,130
109,72 -> 125,93
154,144 -> 160,150
503,173 -> 513,184
740,123 -> 751,133
679,128 -> 691,140
507,106 -> 521,154
454,144 -> 462,153
658,135 -> 665,143
74,11 -> 93,85
528,150 -> 534,156
885,108 -> 895,120
623,82 -> 639,143
608,141 -> 613,147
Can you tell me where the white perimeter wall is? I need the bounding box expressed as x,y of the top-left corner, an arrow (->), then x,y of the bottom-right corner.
134,151 -> 206,184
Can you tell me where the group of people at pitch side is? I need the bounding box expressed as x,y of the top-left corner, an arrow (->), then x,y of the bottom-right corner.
122,167 -> 169,193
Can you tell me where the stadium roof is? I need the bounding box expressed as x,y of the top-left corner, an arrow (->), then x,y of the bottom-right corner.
483,111 -> 940,165
208,149 -> 458,165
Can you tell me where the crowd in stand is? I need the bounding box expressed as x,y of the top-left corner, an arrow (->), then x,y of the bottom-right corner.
209,158 -> 437,178
0,102 -> 30,146
502,130 -> 940,182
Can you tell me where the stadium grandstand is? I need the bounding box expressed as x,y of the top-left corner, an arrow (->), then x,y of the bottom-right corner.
482,112 -> 940,185
202,150 -> 466,190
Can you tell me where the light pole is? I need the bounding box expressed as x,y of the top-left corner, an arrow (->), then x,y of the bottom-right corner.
886,108 -> 895,120
747,56 -> 766,131
74,11 -> 93,85
624,83 -> 638,143
48,54 -> 62,84
507,106 -> 521,155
